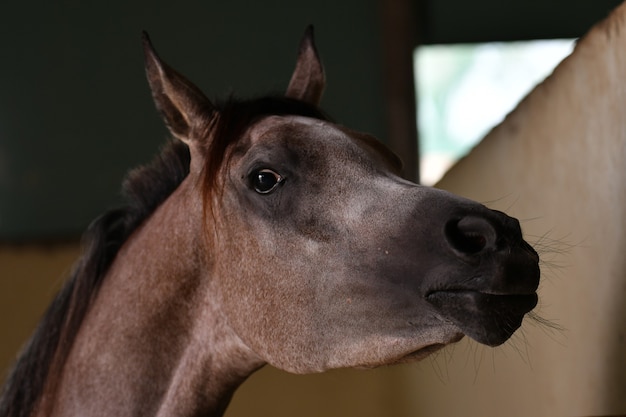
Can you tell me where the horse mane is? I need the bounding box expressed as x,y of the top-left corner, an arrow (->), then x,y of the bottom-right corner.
0,140 -> 191,417
0,95 -> 328,417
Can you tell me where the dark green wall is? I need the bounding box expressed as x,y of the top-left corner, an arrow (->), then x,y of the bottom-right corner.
0,1 -> 384,240
3,0 -> 624,239
420,0 -> 623,43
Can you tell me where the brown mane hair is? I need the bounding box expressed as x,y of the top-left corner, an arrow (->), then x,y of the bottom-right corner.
0,95 -> 328,417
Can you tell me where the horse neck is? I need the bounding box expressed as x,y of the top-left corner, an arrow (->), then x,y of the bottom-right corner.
43,178 -> 263,417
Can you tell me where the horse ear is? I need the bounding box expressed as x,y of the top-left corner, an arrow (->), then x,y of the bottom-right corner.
142,32 -> 214,150
286,26 -> 326,106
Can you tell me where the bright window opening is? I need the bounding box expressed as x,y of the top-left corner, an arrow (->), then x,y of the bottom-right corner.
415,39 -> 575,185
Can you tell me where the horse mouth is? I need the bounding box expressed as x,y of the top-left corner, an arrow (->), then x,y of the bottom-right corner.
426,290 -> 538,347
399,343 -> 452,363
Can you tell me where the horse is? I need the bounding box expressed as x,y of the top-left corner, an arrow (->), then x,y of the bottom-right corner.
0,27 -> 540,417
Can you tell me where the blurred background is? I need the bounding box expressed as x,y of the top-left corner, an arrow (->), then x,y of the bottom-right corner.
1,1 -> 625,416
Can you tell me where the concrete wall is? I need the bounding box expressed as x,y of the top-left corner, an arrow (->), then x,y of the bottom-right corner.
409,4 -> 626,416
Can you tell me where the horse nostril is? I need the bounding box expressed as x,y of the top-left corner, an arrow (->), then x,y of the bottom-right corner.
445,216 -> 497,255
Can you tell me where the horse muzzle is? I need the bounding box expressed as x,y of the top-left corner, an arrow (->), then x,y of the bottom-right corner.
425,210 -> 541,346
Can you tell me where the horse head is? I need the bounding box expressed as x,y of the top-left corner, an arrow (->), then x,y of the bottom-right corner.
142,28 -> 540,375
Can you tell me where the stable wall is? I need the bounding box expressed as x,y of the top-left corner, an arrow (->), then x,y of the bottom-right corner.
408,4 -> 626,416
0,244 -> 78,380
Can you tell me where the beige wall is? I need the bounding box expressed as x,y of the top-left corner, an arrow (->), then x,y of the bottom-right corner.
407,4 -> 626,416
0,244 -> 79,382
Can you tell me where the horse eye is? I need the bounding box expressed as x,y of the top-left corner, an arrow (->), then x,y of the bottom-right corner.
250,169 -> 284,194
